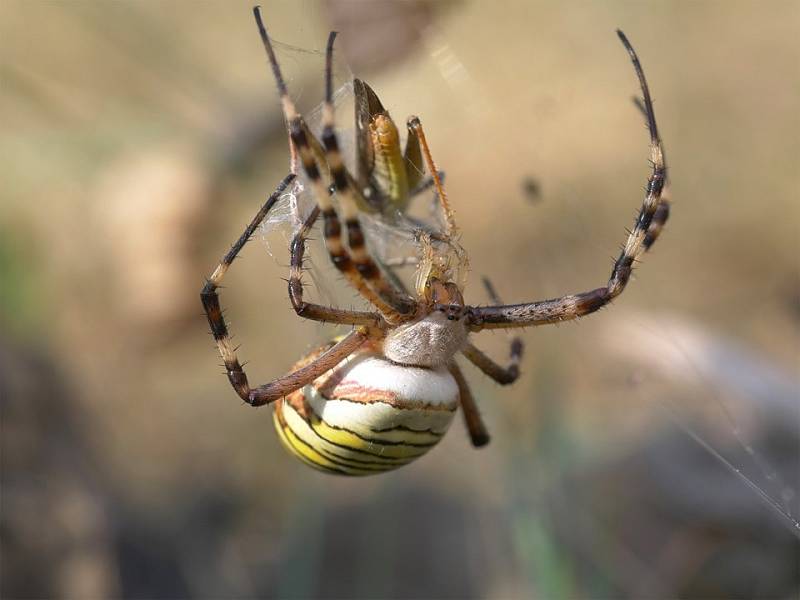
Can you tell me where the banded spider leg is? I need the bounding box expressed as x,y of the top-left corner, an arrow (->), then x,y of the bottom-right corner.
454,278 -> 523,447
467,31 -> 668,332
253,7 -> 415,324
201,174 -> 380,406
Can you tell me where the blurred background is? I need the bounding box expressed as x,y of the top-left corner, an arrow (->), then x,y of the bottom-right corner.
1,1 -> 798,598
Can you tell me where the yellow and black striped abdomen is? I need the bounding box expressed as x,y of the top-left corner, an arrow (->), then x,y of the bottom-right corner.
273,350 -> 459,476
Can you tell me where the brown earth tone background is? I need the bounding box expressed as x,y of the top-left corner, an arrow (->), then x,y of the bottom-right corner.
1,1 -> 798,598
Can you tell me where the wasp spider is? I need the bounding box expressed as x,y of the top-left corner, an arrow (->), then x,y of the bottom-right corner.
201,7 -> 669,476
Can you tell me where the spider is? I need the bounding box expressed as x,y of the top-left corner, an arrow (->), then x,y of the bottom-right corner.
201,7 -> 669,476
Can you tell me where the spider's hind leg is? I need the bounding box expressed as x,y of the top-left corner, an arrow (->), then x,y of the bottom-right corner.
462,277 -> 524,385
449,363 -> 490,447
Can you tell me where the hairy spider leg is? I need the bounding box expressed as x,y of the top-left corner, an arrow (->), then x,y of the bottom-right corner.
460,276 -> 524,385
320,32 -> 417,318
201,174 -> 377,404
247,328 -> 369,406
461,342 -> 522,386
449,362 -> 490,447
467,30 -> 667,331
632,96 -> 671,250
287,204 -> 382,327
252,6 -> 412,324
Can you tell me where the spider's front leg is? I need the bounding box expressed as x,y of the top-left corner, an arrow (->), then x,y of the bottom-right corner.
201,174 -> 379,404
286,204 -> 383,327
467,31 -> 667,332
318,32 -> 417,318
633,96 -> 671,251
253,7 -> 416,323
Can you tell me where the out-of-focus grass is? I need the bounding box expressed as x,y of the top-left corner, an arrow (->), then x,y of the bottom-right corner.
0,228 -> 42,339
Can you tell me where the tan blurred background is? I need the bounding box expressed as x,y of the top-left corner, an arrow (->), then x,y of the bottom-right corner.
1,1 -> 798,598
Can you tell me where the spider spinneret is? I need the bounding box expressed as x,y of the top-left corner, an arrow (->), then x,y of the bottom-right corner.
201,7 -> 669,476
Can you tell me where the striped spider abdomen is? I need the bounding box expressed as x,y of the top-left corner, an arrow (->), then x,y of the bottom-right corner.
273,343 -> 459,476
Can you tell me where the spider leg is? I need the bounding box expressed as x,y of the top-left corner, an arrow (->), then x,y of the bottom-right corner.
462,342 -> 522,386
248,328 -> 368,406
482,276 -> 524,376
320,31 -> 416,318
467,31 -> 667,332
253,8 -> 414,323
468,276 -> 524,384
201,175 -> 379,403
643,200 -> 670,250
288,204 -> 382,327
449,362 -> 490,447
633,96 -> 671,250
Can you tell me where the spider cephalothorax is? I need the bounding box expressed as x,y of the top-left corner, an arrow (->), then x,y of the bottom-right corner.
201,7 -> 670,475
